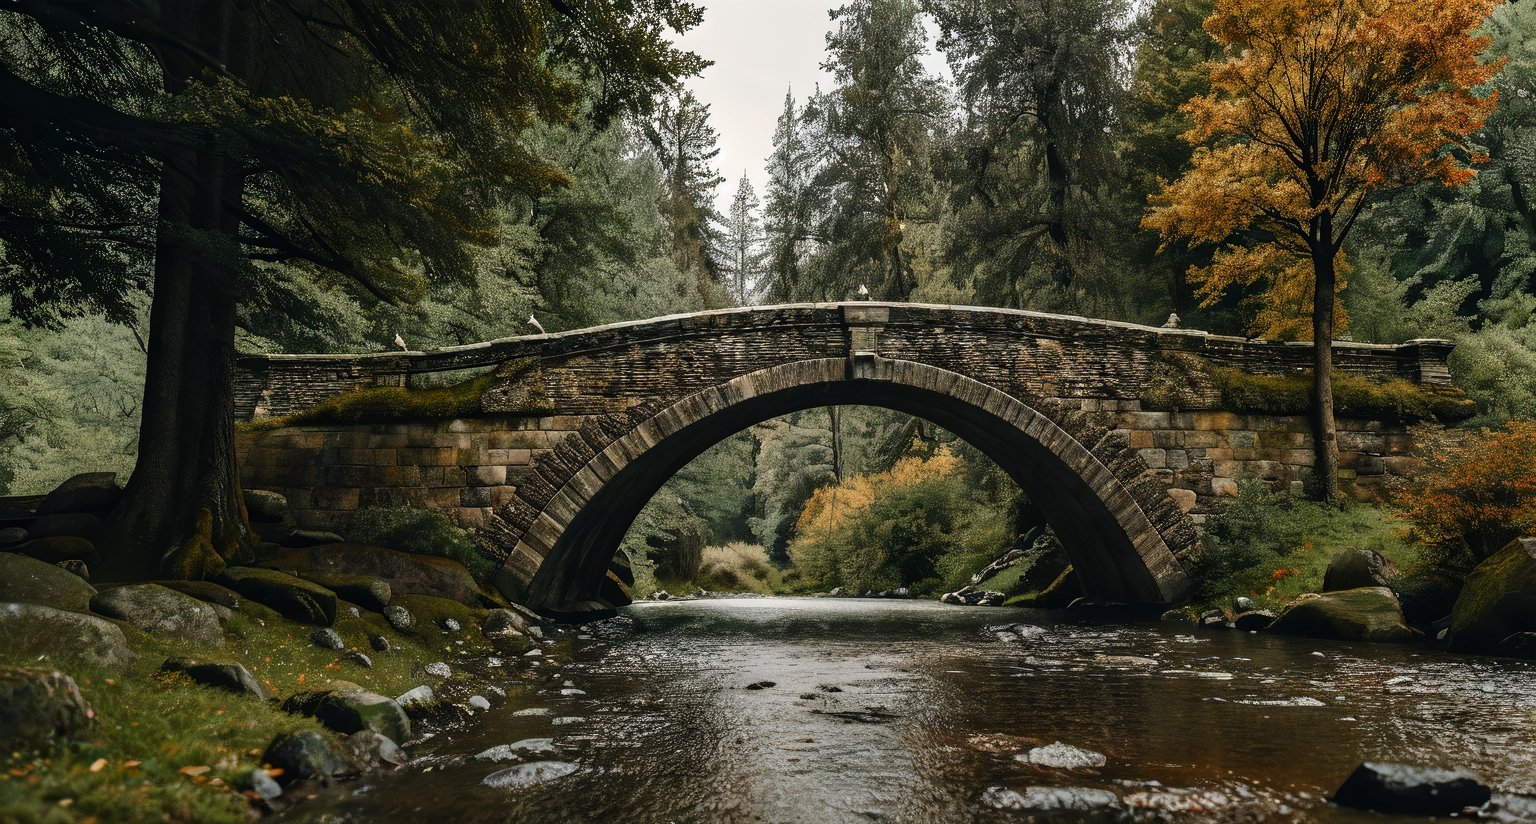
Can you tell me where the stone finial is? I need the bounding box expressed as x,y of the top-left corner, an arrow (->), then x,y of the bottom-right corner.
1162,312 -> 1181,329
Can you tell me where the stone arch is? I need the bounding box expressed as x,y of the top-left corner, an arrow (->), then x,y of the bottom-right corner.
488,357 -> 1193,616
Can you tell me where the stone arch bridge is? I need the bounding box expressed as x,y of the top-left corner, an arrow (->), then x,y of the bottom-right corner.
234,303 -> 1456,617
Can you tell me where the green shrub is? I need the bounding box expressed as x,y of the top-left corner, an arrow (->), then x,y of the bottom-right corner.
340,506 -> 497,583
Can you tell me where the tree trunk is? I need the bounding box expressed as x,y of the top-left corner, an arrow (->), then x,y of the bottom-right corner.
102,1 -> 254,580
1310,239 -> 1341,502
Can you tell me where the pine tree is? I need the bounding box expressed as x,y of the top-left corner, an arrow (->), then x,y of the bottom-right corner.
720,173 -> 766,305
644,89 -> 726,298
761,90 -> 818,301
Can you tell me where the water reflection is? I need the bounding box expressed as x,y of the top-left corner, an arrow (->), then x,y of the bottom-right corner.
297,597 -> 1536,823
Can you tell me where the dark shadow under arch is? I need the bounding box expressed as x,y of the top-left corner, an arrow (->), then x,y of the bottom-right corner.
498,358 -> 1191,616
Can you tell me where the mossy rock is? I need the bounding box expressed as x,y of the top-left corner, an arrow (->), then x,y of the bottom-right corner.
89,584 -> 226,647
36,472 -> 121,515
217,567 -> 337,626
280,689 -> 412,743
299,572 -> 392,611
1447,537 -> 1536,656
0,552 -> 98,611
1009,566 -> 1082,609
388,594 -> 486,635
0,666 -> 92,752
0,602 -> 137,667
242,489 -> 290,523
266,544 -> 486,606
1268,587 -> 1421,643
151,580 -> 245,610
12,536 -> 98,565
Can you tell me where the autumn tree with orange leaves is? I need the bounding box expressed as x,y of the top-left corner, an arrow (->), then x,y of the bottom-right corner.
1142,0 -> 1504,501
1394,423 -> 1536,561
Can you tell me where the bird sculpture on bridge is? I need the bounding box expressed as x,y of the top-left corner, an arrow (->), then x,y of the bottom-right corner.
393,332 -> 407,351
527,314 -> 546,335
857,284 -> 870,300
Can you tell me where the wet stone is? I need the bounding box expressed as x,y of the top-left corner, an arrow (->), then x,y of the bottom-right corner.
423,661 -> 451,678
310,628 -> 345,650
262,731 -> 347,784
440,617 -> 462,632
1019,742 -> 1107,770
1334,762 -> 1492,816
482,761 -> 579,789
982,786 -> 1120,812
468,695 -> 491,710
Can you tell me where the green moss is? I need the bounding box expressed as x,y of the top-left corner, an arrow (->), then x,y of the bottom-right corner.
1140,353 -> 1476,423
238,357 -> 550,430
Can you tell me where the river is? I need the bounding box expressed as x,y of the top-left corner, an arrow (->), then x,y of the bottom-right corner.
297,597 -> 1536,823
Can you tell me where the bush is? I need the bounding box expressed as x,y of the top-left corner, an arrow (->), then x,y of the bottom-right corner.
340,506 -> 497,583
1392,422 -> 1536,561
696,543 -> 778,594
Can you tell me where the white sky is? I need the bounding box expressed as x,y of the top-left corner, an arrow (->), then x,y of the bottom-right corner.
672,2 -> 949,216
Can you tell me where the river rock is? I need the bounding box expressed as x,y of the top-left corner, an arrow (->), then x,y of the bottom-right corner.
0,527 -> 26,547
281,689 -> 412,743
0,552 -> 97,611
981,785 -> 1120,812
383,604 -> 415,633
310,628 -> 345,650
1267,587 -> 1420,643
25,512 -> 100,541
423,661 -> 451,678
90,584 -> 225,646
1232,610 -> 1276,631
262,731 -> 348,784
246,767 -> 283,801
1333,762 -> 1491,815
1018,742 -> 1107,770
1323,548 -> 1398,592
0,667 -> 92,751
36,473 -> 120,515
265,544 -> 486,605
1447,537 -> 1536,655
217,567 -> 336,626
344,651 -> 373,668
1234,596 -> 1256,612
298,571 -> 391,611
151,580 -> 244,611
242,489 -> 289,523
159,658 -> 268,700
483,608 -> 529,643
0,602 -> 136,666
368,634 -> 391,652
482,760 -> 579,789
341,730 -> 407,770
12,536 -> 98,564
395,685 -> 437,713
475,738 -> 557,762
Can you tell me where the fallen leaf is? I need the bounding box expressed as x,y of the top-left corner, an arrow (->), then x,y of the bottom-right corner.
178,765 -> 210,777
88,758 -> 107,773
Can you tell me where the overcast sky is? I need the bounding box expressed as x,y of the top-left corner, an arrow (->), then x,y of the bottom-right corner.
671,3 -> 949,216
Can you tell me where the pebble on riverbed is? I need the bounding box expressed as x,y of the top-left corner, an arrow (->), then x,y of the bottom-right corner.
1018,742 -> 1107,770
482,761 -> 578,789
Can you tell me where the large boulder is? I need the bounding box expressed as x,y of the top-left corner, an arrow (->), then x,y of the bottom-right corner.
0,667 -> 92,752
261,731 -> 349,784
90,584 -> 225,647
36,473 -> 121,515
1448,537 -> 1536,656
217,567 -> 337,626
1267,587 -> 1421,643
1334,762 -> 1491,815
0,527 -> 26,547
1322,548 -> 1398,592
242,489 -> 290,523
281,689 -> 412,743
0,602 -> 137,667
151,580 -> 245,611
11,536 -> 98,565
266,544 -> 486,606
159,658 -> 268,700
24,512 -> 101,541
0,552 -> 98,611
297,571 -> 392,611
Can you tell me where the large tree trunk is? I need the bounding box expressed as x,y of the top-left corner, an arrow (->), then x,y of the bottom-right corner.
1310,239 -> 1342,502
102,1 -> 253,580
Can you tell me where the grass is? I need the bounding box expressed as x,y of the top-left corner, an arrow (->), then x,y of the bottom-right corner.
640,543 -> 802,596
0,586 -> 525,823
1187,480 -> 1429,611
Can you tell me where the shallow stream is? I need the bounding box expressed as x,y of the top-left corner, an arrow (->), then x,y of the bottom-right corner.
297,597 -> 1536,822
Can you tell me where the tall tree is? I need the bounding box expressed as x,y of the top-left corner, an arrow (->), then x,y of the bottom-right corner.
928,0 -> 1137,315
803,0 -> 947,301
1141,0 -> 1502,500
0,0 -> 702,577
720,172 -> 765,305
644,88 -> 725,298
761,89 -> 818,302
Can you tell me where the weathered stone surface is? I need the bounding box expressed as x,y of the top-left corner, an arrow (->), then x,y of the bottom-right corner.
383,605 -> 414,633
1268,587 -> 1421,643
281,689 -> 412,743
36,472 -> 121,515
24,512 -> 100,541
262,731 -> 347,784
285,529 -> 346,547
0,552 -> 97,611
0,667 -> 92,751
0,602 -> 136,667
218,567 -> 337,626
1448,537 -> 1536,656
90,584 -> 225,646
1232,610 -> 1276,631
152,580 -> 244,610
243,489 -> 290,523
340,729 -> 406,770
159,658 -> 268,700
266,545 -> 484,606
298,571 -> 391,611
0,527 -> 26,547
10,536 -> 97,564
310,628 -> 345,650
1323,548 -> 1398,592
482,760 -> 578,789
1334,762 -> 1491,815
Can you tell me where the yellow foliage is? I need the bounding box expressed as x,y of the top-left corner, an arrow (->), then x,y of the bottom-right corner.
792,448 -> 961,550
1142,0 -> 1503,338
